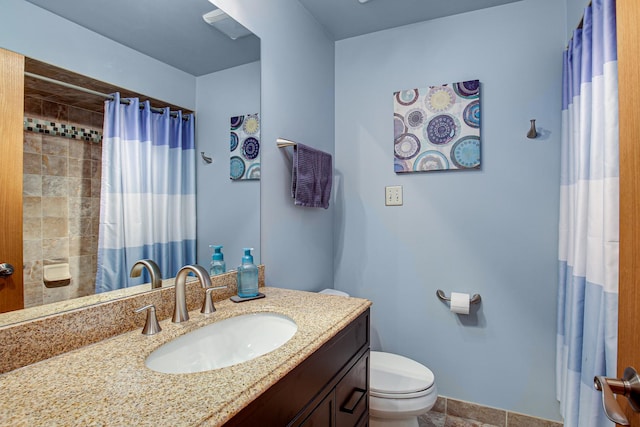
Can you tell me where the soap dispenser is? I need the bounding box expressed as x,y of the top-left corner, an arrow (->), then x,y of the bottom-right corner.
236,248 -> 258,298
209,245 -> 226,276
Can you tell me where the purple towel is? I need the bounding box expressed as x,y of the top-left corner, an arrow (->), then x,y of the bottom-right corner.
292,143 -> 332,209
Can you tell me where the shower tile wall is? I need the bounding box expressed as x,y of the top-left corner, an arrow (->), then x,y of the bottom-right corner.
22,97 -> 103,308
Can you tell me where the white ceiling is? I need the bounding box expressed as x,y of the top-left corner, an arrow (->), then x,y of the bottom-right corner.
23,0 -> 522,76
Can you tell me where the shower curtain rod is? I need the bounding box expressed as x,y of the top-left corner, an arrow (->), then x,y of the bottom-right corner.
566,1 -> 592,49
575,1 -> 591,30
24,71 -> 190,120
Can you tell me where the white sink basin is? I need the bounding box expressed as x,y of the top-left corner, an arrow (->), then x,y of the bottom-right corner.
145,312 -> 297,374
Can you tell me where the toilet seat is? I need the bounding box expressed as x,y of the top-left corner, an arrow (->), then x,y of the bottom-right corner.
370,387 -> 434,399
370,351 -> 435,399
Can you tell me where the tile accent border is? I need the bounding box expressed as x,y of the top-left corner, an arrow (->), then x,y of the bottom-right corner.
419,396 -> 562,427
24,116 -> 102,143
0,266 -> 264,374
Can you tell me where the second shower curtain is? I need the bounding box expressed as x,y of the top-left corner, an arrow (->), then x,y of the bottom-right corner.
556,0 -> 619,425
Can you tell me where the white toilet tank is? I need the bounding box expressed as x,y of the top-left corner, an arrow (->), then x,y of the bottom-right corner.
319,289 -> 350,297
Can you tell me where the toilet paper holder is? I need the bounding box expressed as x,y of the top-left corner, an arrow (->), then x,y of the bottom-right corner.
436,289 -> 481,305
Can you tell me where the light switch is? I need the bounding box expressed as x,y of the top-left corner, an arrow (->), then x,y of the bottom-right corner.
385,186 -> 403,206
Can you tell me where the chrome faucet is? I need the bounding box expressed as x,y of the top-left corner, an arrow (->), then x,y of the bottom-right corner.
172,264 -> 212,323
130,259 -> 162,289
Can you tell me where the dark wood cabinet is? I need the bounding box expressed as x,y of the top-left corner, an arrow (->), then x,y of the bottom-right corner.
335,351 -> 369,426
300,390 -> 335,426
299,350 -> 369,427
226,309 -> 370,427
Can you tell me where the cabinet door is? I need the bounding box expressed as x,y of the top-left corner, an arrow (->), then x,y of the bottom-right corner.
300,390 -> 335,427
0,47 -> 24,313
336,351 -> 369,427
354,413 -> 369,427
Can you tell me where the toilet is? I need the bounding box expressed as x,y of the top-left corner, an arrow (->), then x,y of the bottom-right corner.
369,351 -> 437,427
319,289 -> 437,427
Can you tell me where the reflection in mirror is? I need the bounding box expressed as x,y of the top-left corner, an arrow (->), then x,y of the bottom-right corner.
23,58 -> 197,301
0,0 -> 260,326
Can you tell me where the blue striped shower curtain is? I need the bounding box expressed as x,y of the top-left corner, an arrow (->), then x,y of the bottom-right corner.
556,0 -> 619,425
96,93 -> 196,293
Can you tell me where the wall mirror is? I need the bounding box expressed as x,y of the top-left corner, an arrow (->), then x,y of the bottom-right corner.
0,0 -> 261,326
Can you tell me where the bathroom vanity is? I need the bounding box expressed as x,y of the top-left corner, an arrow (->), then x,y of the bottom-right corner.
227,307 -> 370,426
0,287 -> 371,426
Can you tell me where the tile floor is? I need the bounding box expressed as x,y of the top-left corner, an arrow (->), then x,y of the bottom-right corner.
417,397 -> 563,427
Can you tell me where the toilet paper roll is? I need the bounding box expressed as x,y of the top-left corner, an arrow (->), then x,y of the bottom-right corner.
450,292 -> 470,315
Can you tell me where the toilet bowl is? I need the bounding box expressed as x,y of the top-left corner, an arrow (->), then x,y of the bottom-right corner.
369,351 -> 437,427
318,290 -> 437,427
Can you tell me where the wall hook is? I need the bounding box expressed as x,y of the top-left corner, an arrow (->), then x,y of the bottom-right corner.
201,151 -> 212,164
527,119 -> 538,139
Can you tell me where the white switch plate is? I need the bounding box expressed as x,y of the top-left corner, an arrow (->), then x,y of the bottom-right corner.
385,185 -> 403,206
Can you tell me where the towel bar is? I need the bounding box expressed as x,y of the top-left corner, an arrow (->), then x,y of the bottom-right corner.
277,137 -> 297,148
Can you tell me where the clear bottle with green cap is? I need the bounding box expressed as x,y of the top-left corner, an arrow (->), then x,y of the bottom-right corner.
236,248 -> 258,297
209,245 -> 226,276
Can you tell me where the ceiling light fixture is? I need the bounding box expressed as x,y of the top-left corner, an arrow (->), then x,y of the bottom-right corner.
202,9 -> 252,40
358,0 -> 372,3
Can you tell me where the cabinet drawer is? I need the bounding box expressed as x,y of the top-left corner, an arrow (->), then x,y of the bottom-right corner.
336,350 -> 369,427
300,390 -> 335,427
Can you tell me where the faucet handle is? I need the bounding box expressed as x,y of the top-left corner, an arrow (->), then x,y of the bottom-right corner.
201,285 -> 228,315
134,304 -> 162,335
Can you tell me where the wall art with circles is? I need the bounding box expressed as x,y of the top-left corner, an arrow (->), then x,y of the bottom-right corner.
393,80 -> 480,173
230,113 -> 260,180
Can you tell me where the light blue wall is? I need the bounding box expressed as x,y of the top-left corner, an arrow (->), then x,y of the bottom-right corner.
195,61 -> 261,269
334,0 -> 564,421
1,0 -> 195,110
5,0 -> 575,420
212,0 -> 335,291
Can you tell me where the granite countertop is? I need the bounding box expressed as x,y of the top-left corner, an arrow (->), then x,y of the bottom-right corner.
0,287 -> 371,426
